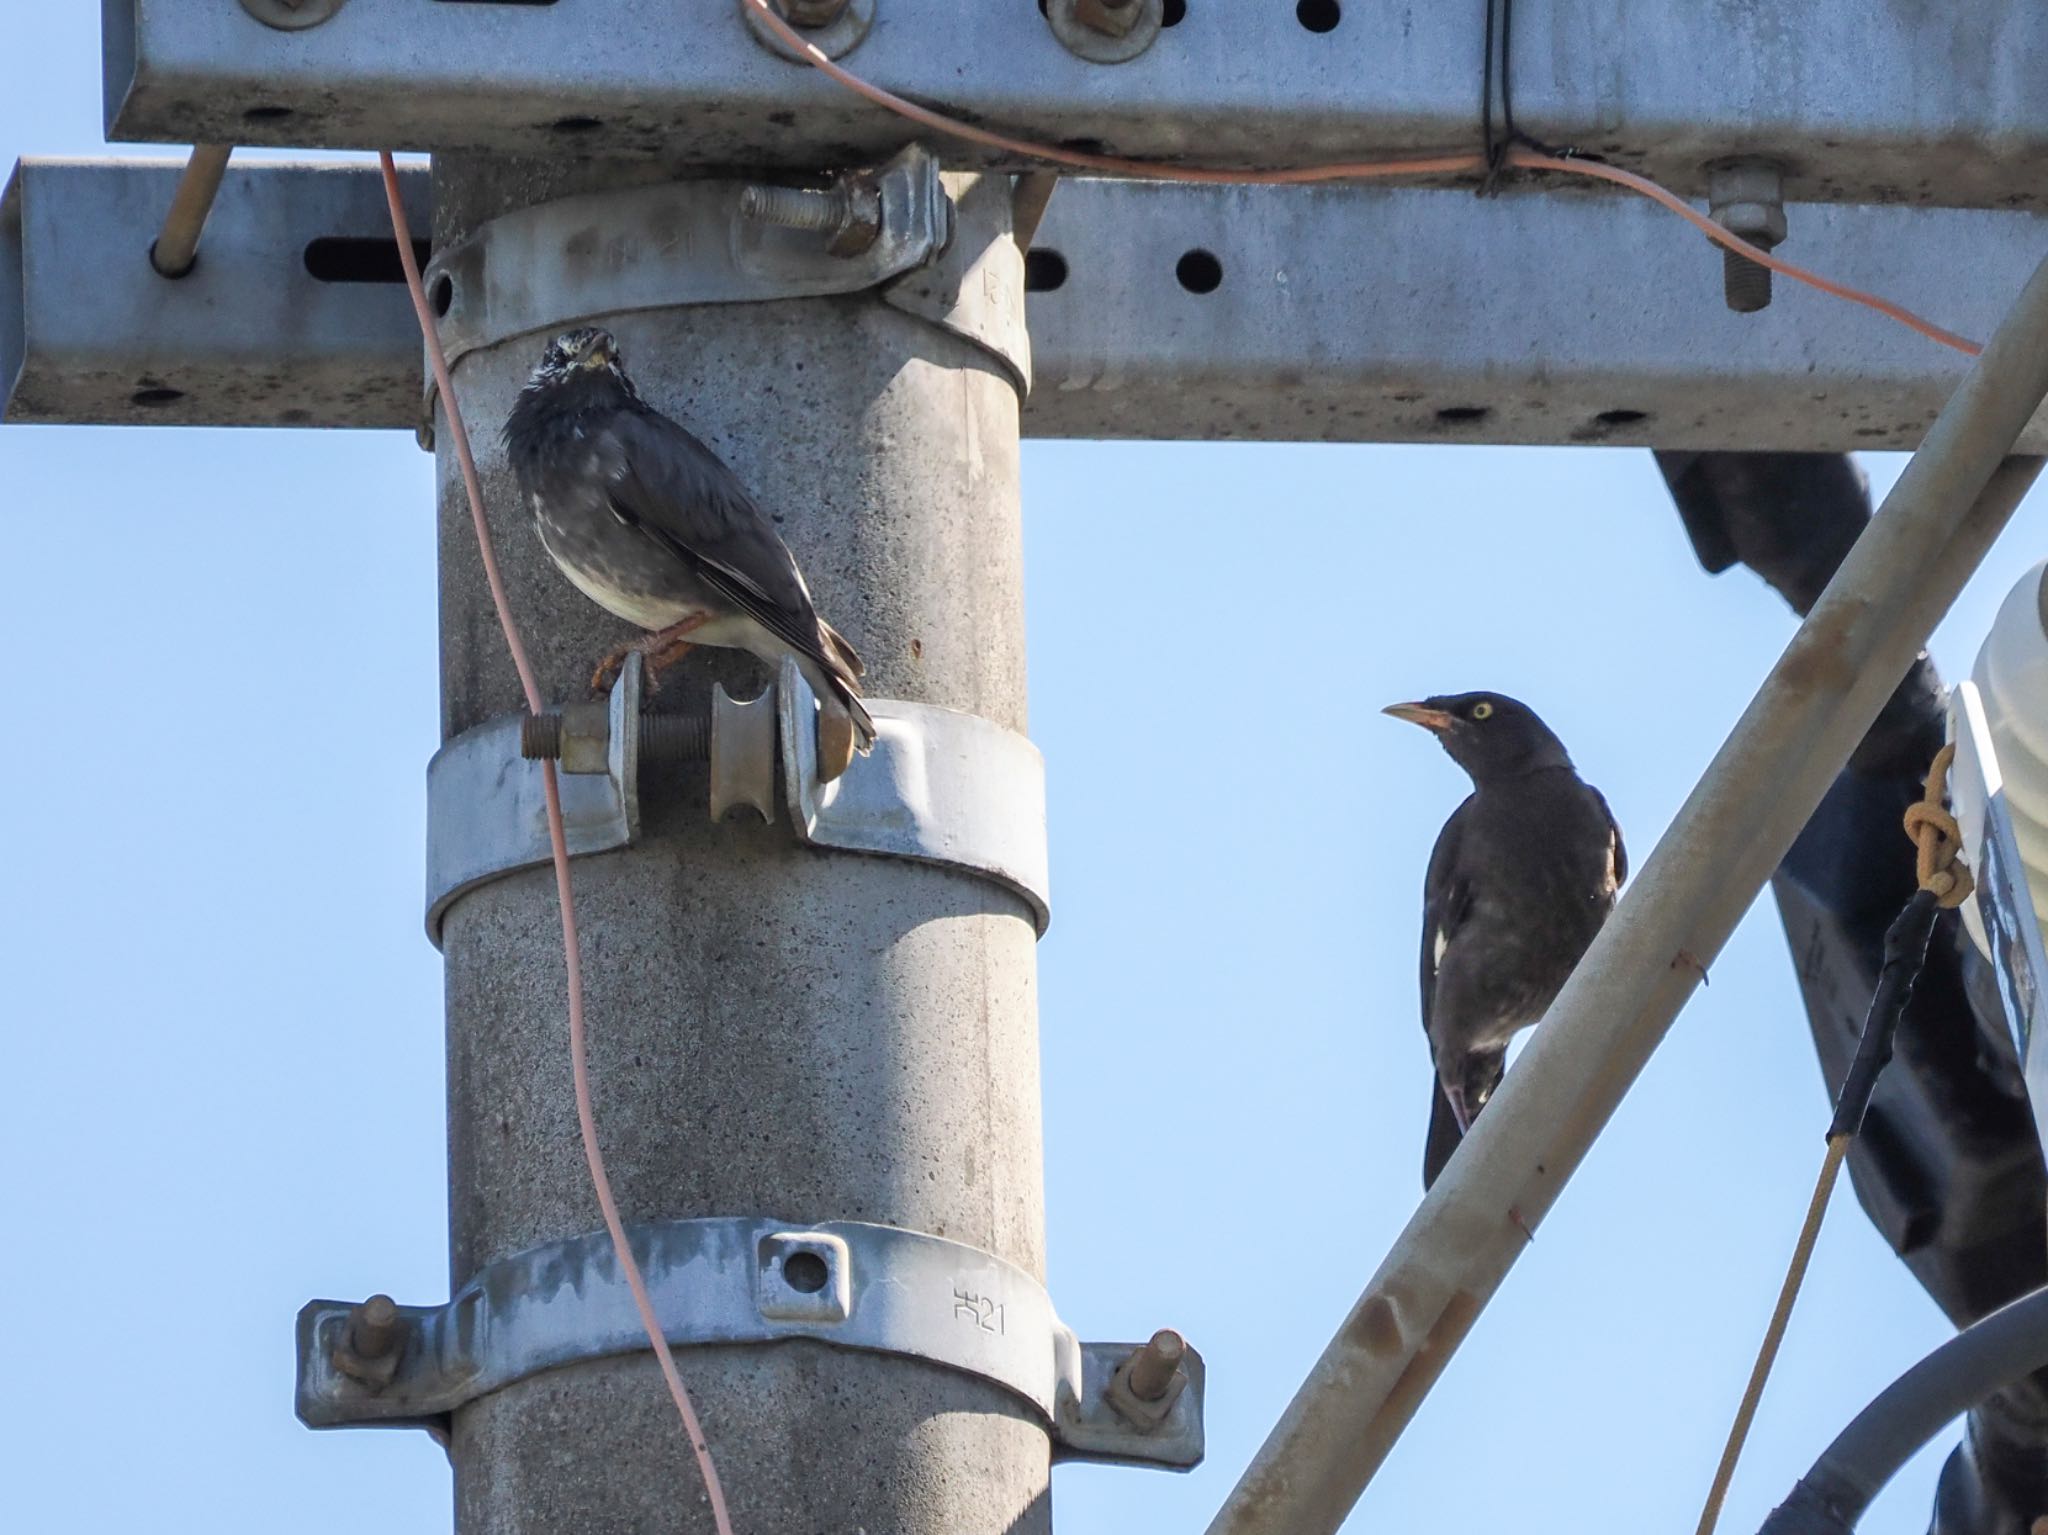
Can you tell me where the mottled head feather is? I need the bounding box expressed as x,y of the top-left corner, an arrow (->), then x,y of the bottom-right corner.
527,326 -> 635,394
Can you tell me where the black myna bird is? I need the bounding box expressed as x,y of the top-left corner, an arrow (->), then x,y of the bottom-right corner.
1385,692 -> 1626,1188
503,326 -> 874,779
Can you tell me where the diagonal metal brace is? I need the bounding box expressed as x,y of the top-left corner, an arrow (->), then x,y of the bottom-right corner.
296,1216 -> 1203,1471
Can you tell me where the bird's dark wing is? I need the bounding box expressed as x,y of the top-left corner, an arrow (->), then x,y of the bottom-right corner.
595,408 -> 831,665
1420,800 -> 1477,1190
1419,799 -> 1476,1036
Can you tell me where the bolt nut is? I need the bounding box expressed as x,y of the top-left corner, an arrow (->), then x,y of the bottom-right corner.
1075,0 -> 1145,38
239,0 -> 349,29
1108,1328 -> 1190,1426
1707,160 -> 1787,315
1045,0 -> 1164,63
779,0 -> 852,23
741,0 -> 874,62
332,1294 -> 406,1391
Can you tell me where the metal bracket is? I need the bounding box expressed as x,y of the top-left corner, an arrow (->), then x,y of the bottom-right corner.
883,170 -> 1031,396
764,658 -> 1050,931
20,157 -> 2048,450
1,157 -> 432,428
424,654 -> 643,948
296,1216 -> 1203,1471
415,145 -> 1039,446
424,658 -> 1050,942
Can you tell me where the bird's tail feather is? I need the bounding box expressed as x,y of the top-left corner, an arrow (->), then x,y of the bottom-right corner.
839,688 -> 876,750
1423,1052 -> 1507,1190
820,618 -> 866,680
813,619 -> 873,753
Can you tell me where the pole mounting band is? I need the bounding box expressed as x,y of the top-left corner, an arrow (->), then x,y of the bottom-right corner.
415,144 -> 1029,447
297,1216 -> 1202,1471
424,655 -> 1051,943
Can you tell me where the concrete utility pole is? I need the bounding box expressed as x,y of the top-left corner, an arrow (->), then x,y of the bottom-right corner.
17,7 -> 2044,1532
431,156 -> 1044,1533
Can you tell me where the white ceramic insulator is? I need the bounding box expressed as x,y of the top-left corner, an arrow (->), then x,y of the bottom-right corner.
1958,560 -> 2048,959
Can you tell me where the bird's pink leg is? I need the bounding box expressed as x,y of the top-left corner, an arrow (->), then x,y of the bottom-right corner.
590,613 -> 711,694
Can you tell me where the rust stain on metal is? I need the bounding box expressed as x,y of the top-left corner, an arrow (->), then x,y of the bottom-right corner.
1774,595 -> 1865,696
1360,1289 -> 1484,1444
1348,1293 -> 1404,1357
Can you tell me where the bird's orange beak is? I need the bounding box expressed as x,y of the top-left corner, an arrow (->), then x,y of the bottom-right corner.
1383,701 -> 1456,733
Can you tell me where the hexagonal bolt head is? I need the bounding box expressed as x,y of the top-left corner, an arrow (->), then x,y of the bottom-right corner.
1075,0 -> 1145,37
779,0 -> 852,23
1708,161 -> 1788,315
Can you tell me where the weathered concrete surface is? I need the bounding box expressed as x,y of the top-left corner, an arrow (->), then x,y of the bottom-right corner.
433,154 -> 1048,1534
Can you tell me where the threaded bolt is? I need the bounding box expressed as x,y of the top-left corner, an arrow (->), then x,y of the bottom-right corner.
348,1294 -> 402,1361
521,712 -> 563,760
521,712 -> 711,765
1706,160 -> 1787,317
1722,243 -> 1776,314
1124,1328 -> 1186,1402
640,714 -> 713,763
740,184 -> 849,234
740,178 -> 882,255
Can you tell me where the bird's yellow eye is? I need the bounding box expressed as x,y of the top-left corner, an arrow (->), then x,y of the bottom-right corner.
1471,701 -> 1495,720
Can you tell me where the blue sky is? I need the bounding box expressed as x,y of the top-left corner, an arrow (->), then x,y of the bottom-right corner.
7,10 -> 2047,1535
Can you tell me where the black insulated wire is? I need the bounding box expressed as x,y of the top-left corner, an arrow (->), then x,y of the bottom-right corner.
1478,0 -> 1600,195
1756,1284 -> 2048,1533
1827,888 -> 1942,1140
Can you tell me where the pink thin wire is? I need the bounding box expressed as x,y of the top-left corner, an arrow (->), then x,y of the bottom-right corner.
1513,152 -> 1983,357
739,0 -> 1982,358
378,152 -> 736,1535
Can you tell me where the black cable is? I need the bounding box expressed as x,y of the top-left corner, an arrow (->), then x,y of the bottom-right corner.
1478,0 -> 1508,194
1497,0 -> 1518,152
1756,1283 -> 2048,1533
1478,0 -> 1601,196
1827,888 -> 1941,1139
1703,885 -> 1946,1534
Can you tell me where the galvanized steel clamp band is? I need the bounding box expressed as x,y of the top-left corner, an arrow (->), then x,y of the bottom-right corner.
414,143 -> 1031,449
296,1215 -> 1203,1470
424,654 -> 1052,943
